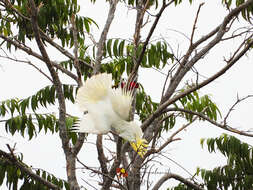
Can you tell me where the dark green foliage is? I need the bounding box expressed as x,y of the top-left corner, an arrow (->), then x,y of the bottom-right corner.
159,89 -> 221,133
0,153 -> 69,190
0,0 -> 97,50
101,40 -> 172,80
103,40 -> 173,71
136,84 -> 159,122
177,89 -> 221,122
198,134 -> 253,190
0,84 -> 77,139
0,84 -> 76,114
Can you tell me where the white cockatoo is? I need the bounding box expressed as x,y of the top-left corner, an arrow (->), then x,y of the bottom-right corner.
75,73 -> 147,157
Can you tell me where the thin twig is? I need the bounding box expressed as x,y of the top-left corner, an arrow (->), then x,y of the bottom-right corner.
165,107 -> 253,137
96,135 -> 109,183
146,117 -> 197,158
190,3 -> 205,46
224,95 -> 253,125
0,54 -> 53,82
70,14 -> 82,86
129,1 -> 174,81
0,34 -> 79,82
76,157 -> 127,190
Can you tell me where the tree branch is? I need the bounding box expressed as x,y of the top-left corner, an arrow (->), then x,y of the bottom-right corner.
1,0 -> 93,71
190,3 -> 205,46
101,137 -> 123,190
76,157 -> 127,190
0,34 -> 79,82
0,53 -> 53,82
40,31 -> 93,70
152,172 -> 204,190
96,135 -> 109,183
145,117 -> 197,158
70,14 -> 82,86
0,149 -> 60,190
129,0 -> 173,81
28,1 -> 81,189
28,0 -> 69,149
224,95 -> 253,124
93,0 -> 118,74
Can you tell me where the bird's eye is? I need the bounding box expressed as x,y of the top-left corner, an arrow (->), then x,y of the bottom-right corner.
83,111 -> 88,115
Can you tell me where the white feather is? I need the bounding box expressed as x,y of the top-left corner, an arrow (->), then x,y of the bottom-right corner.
76,73 -> 112,111
110,88 -> 133,121
77,98 -> 115,134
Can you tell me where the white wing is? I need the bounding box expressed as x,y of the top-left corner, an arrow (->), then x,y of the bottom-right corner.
75,73 -> 113,134
76,73 -> 112,111
110,88 -> 133,121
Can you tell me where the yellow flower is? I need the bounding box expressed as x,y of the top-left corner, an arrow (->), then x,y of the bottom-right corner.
130,138 -> 148,158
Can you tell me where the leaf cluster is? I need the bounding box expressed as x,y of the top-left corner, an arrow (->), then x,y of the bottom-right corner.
0,153 -> 69,190
177,90 -> 221,122
103,39 -> 173,72
0,0 -> 97,49
0,84 -> 78,140
198,134 -> 253,189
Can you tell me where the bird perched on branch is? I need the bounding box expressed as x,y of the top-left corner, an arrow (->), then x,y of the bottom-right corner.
75,73 -> 147,157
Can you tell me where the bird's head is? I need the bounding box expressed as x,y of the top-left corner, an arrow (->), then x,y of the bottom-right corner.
122,121 -> 148,158
113,120 -> 148,157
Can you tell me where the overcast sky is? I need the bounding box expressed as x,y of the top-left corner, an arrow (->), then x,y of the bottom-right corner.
1,0 -> 253,189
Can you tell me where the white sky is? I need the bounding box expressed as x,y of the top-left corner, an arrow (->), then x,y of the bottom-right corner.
0,0 -> 253,189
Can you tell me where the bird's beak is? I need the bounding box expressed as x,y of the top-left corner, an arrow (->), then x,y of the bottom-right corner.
130,137 -> 148,158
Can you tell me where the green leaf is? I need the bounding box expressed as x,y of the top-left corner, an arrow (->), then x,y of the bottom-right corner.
113,39 -> 119,58
118,40 -> 125,57
107,39 -> 113,58
83,17 -> 90,33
